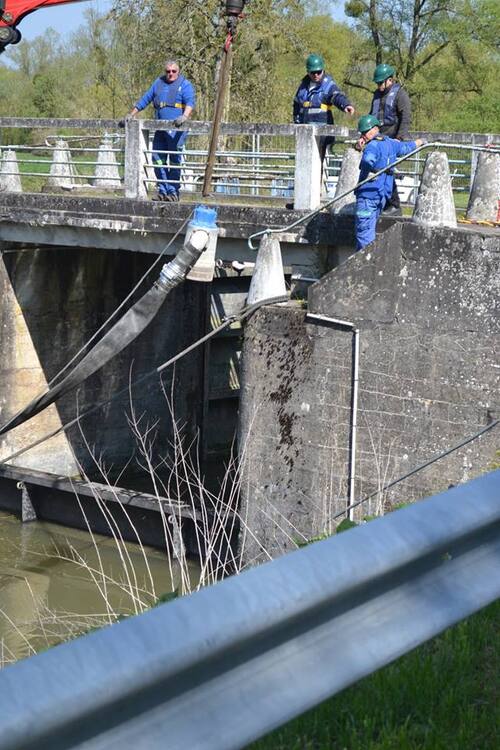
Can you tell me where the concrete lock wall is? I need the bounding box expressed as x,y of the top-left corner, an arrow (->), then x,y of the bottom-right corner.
0,245 -> 207,480
238,222 -> 499,562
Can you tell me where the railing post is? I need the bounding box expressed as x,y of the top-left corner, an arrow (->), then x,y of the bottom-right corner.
293,125 -> 322,210
124,119 -> 148,200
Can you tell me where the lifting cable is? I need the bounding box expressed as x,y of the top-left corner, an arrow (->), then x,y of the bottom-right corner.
247,142 -> 500,250
0,294 -> 288,466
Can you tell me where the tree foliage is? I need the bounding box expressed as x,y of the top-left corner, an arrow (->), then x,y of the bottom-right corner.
0,1 -> 497,133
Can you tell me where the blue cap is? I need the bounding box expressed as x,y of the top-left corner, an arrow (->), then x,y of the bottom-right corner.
191,205 -> 218,230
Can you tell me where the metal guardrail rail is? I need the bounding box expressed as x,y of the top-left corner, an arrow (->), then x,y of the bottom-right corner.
0,470 -> 498,749
0,118 -> 498,207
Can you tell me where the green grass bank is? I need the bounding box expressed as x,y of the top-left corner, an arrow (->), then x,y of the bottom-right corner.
249,599 -> 499,750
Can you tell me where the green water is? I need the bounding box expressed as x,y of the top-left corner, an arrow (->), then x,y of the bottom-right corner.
0,510 -> 196,665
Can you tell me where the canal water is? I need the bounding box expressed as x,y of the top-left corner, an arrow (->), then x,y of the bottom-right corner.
0,509 -> 198,666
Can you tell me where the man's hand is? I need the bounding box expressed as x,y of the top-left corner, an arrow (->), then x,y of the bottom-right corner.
415,137 -> 427,147
173,115 -> 188,127
344,105 -> 355,116
355,135 -> 366,151
118,113 -> 134,128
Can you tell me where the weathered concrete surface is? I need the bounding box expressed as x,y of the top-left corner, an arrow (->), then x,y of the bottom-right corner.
45,140 -> 80,190
238,221 -> 499,562
466,151 -> 500,222
92,138 -> 122,190
247,235 -> 286,304
412,151 -> 457,228
0,246 -> 207,480
0,150 -> 22,193
0,192 -> 365,276
330,147 -> 361,215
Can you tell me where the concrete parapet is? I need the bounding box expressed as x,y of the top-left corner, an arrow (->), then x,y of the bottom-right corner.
92,137 -> 122,190
329,147 -> 361,215
247,234 -> 287,305
412,151 -> 457,228
293,125 -> 323,210
0,150 -> 22,193
45,139 -> 81,190
466,150 -> 500,222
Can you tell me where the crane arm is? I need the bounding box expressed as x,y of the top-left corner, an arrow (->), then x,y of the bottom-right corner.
0,0 -> 87,51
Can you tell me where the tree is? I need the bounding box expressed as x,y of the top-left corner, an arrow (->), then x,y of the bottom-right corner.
343,0 -> 500,131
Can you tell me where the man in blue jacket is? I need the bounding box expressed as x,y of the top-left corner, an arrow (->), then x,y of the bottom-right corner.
354,114 -> 424,251
293,53 -> 354,125
124,60 -> 196,201
293,53 -> 355,163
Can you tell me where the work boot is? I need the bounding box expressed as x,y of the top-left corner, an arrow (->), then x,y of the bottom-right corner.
383,206 -> 402,216
152,193 -> 166,202
165,192 -> 180,202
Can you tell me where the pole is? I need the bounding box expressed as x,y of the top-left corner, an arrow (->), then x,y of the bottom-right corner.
202,34 -> 233,196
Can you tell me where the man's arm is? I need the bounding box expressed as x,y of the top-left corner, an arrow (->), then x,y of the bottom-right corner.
326,78 -> 355,115
395,88 -> 411,139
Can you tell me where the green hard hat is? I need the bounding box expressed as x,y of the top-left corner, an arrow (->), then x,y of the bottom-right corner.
358,114 -> 380,133
306,53 -> 325,72
373,63 -> 395,83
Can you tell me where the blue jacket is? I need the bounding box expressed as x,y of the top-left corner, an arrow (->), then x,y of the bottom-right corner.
135,75 -> 196,120
355,135 -> 417,200
293,74 -> 351,124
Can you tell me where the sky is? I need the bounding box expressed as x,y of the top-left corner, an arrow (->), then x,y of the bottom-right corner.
17,1 -> 347,41
15,0 -> 113,41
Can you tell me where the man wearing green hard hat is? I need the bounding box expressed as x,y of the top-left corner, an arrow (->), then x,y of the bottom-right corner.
360,63 -> 412,215
354,113 -> 425,251
293,53 -> 355,126
293,53 -> 355,167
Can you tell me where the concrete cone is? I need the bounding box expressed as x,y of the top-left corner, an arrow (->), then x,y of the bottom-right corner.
0,150 -> 22,193
46,139 -> 80,189
247,234 -> 287,305
412,151 -> 457,228
330,147 -> 361,215
466,151 -> 500,222
92,136 -> 122,189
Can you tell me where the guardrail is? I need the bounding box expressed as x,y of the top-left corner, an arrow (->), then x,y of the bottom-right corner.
0,470 -> 498,750
0,117 -> 498,211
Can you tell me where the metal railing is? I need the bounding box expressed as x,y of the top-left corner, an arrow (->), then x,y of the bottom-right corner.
0,117 -> 498,210
0,469 -> 498,749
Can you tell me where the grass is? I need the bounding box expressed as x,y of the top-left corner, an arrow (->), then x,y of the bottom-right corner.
249,598 -> 499,749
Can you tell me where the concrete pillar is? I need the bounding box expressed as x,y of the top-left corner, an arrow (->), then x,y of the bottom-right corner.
466,151 -> 500,222
45,139 -> 80,190
92,136 -> 122,190
330,147 -> 361,215
412,151 -> 457,228
294,125 -> 322,210
0,150 -> 22,193
0,253 -> 80,475
124,119 -> 149,200
247,234 -> 287,305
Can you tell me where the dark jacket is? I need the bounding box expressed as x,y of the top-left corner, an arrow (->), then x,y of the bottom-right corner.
293,73 -> 351,124
370,84 -> 411,139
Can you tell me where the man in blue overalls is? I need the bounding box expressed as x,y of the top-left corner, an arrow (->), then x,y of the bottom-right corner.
124,60 -> 196,201
355,114 -> 424,251
293,53 -> 355,163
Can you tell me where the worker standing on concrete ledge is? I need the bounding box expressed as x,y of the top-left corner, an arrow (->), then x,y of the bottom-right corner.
354,114 -> 424,251
121,60 -> 195,202
293,53 -> 355,160
364,63 -> 412,216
